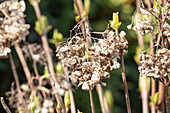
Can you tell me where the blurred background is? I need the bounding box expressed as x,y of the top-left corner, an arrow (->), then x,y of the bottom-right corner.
0,0 -> 142,112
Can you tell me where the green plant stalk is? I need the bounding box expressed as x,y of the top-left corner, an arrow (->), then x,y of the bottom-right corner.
120,49 -> 132,113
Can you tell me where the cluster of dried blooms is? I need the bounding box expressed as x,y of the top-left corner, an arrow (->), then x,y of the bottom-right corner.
138,48 -> 170,78
132,2 -> 169,37
6,73 -> 70,113
56,25 -> 128,90
22,43 -> 53,64
0,0 -> 30,58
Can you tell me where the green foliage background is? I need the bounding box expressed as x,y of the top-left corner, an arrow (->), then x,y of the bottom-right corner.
0,0 -> 142,113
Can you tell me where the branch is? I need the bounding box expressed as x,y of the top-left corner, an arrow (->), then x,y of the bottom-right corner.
1,97 -> 11,113
14,42 -> 33,91
30,1 -> 66,112
89,90 -> 95,113
120,50 -> 132,113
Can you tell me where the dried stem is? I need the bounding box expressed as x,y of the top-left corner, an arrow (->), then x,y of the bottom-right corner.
164,85 -> 170,113
150,31 -> 156,113
9,53 -> 29,112
89,90 -> 95,113
136,0 -> 149,113
141,75 -> 149,113
120,50 -> 132,113
28,45 -> 39,78
9,53 -> 20,90
68,89 -> 76,113
96,84 -> 110,113
147,0 -> 156,112
157,82 -> 165,113
14,42 -> 33,91
164,77 -> 170,113
30,1 -> 66,112
73,0 -> 110,112
0,97 -> 11,113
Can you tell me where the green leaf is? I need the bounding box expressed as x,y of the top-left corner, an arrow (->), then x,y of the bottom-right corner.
153,0 -> 160,15
34,96 -> 39,105
105,89 -> 114,107
84,0 -> 90,13
150,92 -> 159,105
64,90 -> 70,108
134,45 -> 142,65
77,109 -> 83,113
49,29 -> 63,44
43,67 -> 49,79
34,15 -> 52,35
57,104 -> 61,111
109,12 -> 121,31
55,62 -> 64,74
17,107 -> 24,113
153,0 -> 160,10
35,19 -> 42,35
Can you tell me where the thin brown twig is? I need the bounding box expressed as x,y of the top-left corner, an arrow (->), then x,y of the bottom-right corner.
157,81 -> 165,113
28,45 -> 39,78
120,50 -> 132,113
96,84 -> 110,113
9,53 -> 29,112
9,53 -> 20,90
89,90 -> 95,113
146,0 -> 156,112
14,42 -> 33,91
68,89 -> 76,113
136,0 -> 149,113
30,1 -> 66,112
164,78 -> 170,113
0,97 -> 11,113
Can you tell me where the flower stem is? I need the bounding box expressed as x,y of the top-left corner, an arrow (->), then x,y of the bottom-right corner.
9,53 -> 20,90
0,97 -> 11,113
68,89 -> 76,113
9,53 -> 29,112
157,81 -> 165,113
120,50 -> 131,113
30,1 -> 66,112
164,77 -> 170,113
14,42 -> 33,91
89,89 -> 95,113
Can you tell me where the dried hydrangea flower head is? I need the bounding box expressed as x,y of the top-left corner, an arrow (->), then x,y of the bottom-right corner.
131,2 -> 169,38
132,8 -> 154,35
0,0 -> 30,58
56,20 -> 128,90
138,48 -> 170,79
22,43 -> 53,64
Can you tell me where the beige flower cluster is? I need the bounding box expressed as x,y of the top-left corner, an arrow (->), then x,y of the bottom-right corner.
22,43 -> 53,64
138,48 -> 170,78
56,30 -> 128,90
132,2 -> 169,36
0,0 -> 30,58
